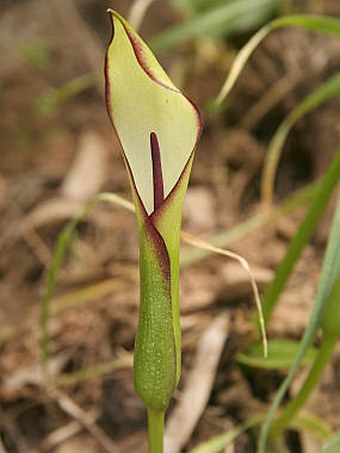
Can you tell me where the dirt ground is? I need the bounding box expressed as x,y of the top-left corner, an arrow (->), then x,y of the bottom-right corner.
1,1 -> 340,452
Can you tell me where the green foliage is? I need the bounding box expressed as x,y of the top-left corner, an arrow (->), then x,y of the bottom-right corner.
170,0 -> 231,15
40,197 -> 98,372
236,340 -> 317,370
152,0 -> 281,51
211,14 -> 340,447
270,335 -> 338,441
217,15 -> 340,105
321,278 -> 340,337
188,415 -> 263,453
259,194 -> 340,451
40,193 -> 133,373
261,73 -> 340,206
261,151 -> 340,325
189,412 -> 332,452
291,413 -> 333,442
35,73 -> 95,117
20,38 -> 51,70
321,433 -> 340,453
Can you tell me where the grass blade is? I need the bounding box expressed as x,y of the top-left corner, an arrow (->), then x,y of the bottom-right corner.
216,15 -> 340,105
40,202 -> 96,374
40,193 -> 134,376
188,411 -> 331,453
261,73 -> 340,207
169,0 -> 231,15
321,433 -> 340,453
290,413 -> 332,442
236,339 -> 317,370
188,415 -> 263,453
261,150 -> 340,325
151,0 -> 280,51
258,191 -> 340,452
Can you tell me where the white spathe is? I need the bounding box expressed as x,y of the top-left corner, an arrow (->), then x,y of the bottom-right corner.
106,12 -> 199,214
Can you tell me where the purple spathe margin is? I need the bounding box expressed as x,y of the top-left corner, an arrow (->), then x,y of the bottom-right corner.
104,12 -> 115,128
104,9 -> 203,281
105,42 -> 170,288
121,151 -> 171,293
105,10 -> 203,139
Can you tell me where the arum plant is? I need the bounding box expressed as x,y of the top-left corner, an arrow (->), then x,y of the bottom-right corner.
105,10 -> 202,452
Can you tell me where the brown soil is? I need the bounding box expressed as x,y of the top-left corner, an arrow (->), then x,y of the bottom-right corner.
1,1 -> 340,452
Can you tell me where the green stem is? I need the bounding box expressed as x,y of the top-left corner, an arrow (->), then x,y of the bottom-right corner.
147,407 -> 164,453
270,334 -> 338,439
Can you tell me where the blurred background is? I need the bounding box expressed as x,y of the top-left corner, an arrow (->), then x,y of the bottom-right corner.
1,0 -> 340,452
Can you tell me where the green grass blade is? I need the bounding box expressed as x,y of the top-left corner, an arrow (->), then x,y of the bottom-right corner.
314,226 -> 340,331
36,73 -> 95,116
216,15 -> 340,104
188,415 -> 263,453
258,192 -> 340,452
321,277 -> 340,336
290,412 -> 333,442
170,0 -> 232,15
261,73 -> 340,207
271,334 -> 338,439
40,193 -> 134,376
236,340 -> 317,370
271,14 -> 340,35
321,433 -> 340,453
40,198 -> 98,375
261,150 -> 340,325
188,411 -> 331,452
151,0 -> 280,51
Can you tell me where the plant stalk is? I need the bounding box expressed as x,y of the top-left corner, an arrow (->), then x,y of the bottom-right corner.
147,407 -> 164,453
270,334 -> 338,439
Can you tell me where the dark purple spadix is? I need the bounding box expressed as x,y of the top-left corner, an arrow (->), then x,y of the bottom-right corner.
150,132 -> 164,212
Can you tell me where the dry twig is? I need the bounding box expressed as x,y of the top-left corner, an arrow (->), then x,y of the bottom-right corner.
128,0 -> 157,31
49,388 -> 118,452
165,314 -> 230,453
181,231 -> 268,358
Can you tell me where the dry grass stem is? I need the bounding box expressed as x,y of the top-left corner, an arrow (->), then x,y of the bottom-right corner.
42,420 -> 90,450
49,389 -> 118,453
165,314 -> 230,453
241,75 -> 298,130
128,0 -> 157,31
181,231 -> 268,359
49,0 -> 104,95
